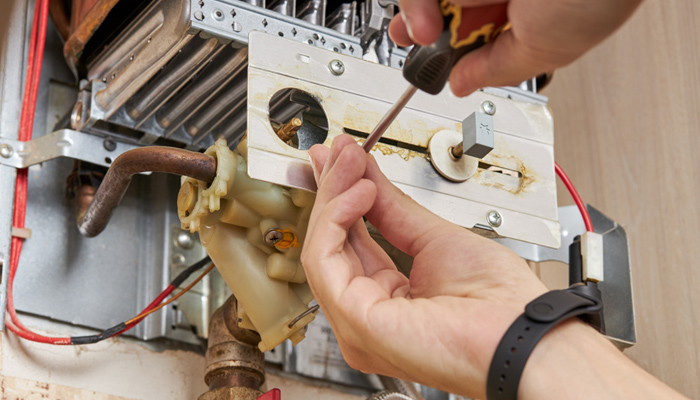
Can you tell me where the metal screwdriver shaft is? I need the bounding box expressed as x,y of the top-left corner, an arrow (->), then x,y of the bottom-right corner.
361,3 -> 507,153
362,85 -> 418,152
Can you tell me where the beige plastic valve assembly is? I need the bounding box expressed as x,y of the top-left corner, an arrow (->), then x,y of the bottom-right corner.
178,138 -> 318,352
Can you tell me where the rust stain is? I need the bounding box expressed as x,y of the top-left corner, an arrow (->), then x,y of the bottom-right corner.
64,0 -> 123,74
373,143 -> 427,161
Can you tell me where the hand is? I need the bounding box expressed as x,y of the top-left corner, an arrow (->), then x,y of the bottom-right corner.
388,0 -> 643,96
302,135 -> 548,397
302,136 -> 688,399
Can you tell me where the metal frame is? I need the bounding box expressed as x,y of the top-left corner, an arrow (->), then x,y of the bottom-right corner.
190,0 -> 362,57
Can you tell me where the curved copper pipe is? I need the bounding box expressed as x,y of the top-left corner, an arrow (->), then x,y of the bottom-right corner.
77,146 -> 217,237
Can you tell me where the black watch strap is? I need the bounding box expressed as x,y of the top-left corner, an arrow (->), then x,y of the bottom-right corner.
486,287 -> 603,400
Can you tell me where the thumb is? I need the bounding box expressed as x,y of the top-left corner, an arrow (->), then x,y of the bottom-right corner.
449,30 -> 548,97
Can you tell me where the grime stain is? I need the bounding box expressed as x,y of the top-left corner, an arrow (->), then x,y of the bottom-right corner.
476,152 -> 538,195
374,143 -> 428,161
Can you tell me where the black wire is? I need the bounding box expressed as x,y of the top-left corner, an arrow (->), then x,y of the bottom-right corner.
171,256 -> 212,287
70,256 -> 212,345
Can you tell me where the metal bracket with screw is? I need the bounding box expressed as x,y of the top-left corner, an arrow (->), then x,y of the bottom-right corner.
0,143 -> 14,158
0,129 -> 141,169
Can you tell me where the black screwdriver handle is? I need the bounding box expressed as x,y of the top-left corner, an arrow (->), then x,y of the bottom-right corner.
402,3 -> 509,95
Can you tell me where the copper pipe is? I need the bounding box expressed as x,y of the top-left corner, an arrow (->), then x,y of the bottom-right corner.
77,146 -> 217,237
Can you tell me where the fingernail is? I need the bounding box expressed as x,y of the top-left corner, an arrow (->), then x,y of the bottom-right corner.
401,12 -> 414,40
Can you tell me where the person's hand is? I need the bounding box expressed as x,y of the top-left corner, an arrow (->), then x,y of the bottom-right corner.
388,0 -> 643,96
302,136 -> 689,399
301,135 -> 548,397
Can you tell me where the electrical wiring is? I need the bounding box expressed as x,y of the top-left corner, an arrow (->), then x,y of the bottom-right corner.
6,0 -> 56,343
554,162 -> 594,233
3,0 -> 214,346
124,263 -> 216,326
71,257 -> 213,345
9,256 -> 213,346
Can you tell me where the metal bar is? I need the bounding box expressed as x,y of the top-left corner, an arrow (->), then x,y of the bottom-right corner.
0,129 -> 141,169
189,0 -> 361,56
362,85 -> 417,152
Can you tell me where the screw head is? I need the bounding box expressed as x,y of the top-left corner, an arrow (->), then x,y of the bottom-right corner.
175,230 -> 195,249
103,136 -> 117,152
487,210 -> 502,227
171,253 -> 186,267
0,143 -> 14,158
482,100 -> 496,116
264,229 -> 284,245
329,60 -> 345,75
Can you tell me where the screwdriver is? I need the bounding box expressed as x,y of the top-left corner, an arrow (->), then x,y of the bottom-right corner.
362,2 -> 509,152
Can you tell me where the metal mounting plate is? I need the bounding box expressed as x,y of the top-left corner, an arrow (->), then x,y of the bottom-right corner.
246,32 -> 560,249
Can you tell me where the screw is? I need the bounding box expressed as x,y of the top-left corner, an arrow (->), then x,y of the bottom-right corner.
313,33 -> 319,40
262,18 -> 268,27
329,59 -> 345,75
487,210 -> 502,227
291,28 -> 297,36
340,42 -> 346,49
103,137 -> 117,152
482,100 -> 496,116
320,37 -> 326,44
176,231 -> 195,249
171,253 -> 186,267
194,10 -> 204,20
0,144 -> 13,158
71,101 -> 84,129
349,45 -> 354,53
264,229 -> 284,245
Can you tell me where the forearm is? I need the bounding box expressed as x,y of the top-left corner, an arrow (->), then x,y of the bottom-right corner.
519,320 -> 687,400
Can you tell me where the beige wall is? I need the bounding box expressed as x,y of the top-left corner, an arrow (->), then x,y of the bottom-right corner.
541,0 -> 700,397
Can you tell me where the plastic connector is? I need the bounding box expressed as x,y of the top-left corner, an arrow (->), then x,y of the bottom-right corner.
581,232 -> 604,282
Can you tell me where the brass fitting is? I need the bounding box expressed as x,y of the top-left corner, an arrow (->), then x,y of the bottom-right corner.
275,117 -> 302,142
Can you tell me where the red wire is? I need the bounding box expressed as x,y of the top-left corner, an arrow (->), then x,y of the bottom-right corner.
117,285 -> 176,337
6,0 -> 51,339
4,1 -> 191,345
554,162 -> 594,233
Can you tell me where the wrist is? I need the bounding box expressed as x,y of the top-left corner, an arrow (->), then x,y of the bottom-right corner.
519,319 -> 685,400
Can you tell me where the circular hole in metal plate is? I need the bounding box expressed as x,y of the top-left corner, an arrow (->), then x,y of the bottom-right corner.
268,88 -> 329,151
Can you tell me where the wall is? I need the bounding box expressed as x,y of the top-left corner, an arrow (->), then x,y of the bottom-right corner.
541,0 -> 700,397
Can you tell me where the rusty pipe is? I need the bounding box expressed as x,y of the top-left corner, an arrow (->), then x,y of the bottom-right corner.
77,146 -> 217,237
199,296 -> 265,400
